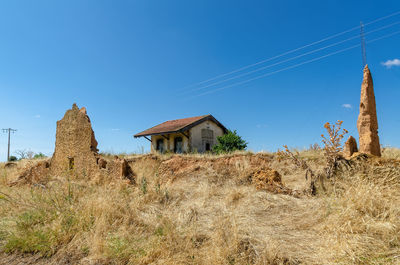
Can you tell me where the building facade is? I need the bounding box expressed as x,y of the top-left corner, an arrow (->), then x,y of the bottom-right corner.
134,115 -> 227,153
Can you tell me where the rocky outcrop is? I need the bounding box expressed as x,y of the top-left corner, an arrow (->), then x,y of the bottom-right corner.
343,136 -> 358,158
357,65 -> 381,157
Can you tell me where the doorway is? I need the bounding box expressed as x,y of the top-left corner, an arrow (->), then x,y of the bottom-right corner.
205,143 -> 211,152
174,137 -> 183,153
156,139 -> 164,153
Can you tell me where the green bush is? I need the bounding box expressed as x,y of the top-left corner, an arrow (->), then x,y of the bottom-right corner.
213,130 -> 247,154
9,156 -> 17,161
33,153 -> 46,159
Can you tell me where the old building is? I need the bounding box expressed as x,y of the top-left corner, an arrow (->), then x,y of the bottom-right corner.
134,115 -> 227,153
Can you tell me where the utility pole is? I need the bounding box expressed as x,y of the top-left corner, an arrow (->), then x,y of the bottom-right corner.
2,128 -> 17,161
360,21 -> 367,67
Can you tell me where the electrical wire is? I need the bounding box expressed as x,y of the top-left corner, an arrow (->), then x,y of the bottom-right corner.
181,10 -> 400,91
184,21 -> 400,94
188,29 -> 400,98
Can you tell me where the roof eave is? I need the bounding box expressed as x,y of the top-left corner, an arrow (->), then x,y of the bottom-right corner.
133,114 -> 228,138
134,129 -> 186,138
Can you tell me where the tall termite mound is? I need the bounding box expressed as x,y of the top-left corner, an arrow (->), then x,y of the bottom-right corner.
357,65 -> 381,157
49,103 -> 100,177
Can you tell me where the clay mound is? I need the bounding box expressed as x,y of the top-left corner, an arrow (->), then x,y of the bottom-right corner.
10,160 -> 51,186
132,154 -> 294,195
156,154 -> 273,183
157,156 -> 202,181
343,136 -> 358,158
249,167 -> 293,195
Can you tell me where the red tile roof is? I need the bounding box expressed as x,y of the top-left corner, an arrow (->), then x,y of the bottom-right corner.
134,115 -> 227,137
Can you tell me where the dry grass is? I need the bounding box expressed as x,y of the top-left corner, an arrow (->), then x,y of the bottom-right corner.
0,151 -> 400,264
382,147 -> 400,160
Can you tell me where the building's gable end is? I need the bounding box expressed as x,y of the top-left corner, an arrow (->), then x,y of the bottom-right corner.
188,119 -> 225,153
179,115 -> 227,135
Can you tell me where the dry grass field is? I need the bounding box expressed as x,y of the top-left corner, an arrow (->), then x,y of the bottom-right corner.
0,148 -> 399,264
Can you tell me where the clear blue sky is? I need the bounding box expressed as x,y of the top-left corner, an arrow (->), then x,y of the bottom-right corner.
1,0 -> 399,160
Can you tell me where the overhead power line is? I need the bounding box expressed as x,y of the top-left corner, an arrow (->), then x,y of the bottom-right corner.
185,21 -> 400,94
188,29 -> 400,98
182,10 -> 400,91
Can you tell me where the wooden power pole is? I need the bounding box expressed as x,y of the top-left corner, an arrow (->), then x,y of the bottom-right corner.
2,128 -> 17,161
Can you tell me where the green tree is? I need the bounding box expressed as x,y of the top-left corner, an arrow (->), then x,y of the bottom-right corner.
33,153 -> 46,159
213,130 -> 247,154
9,156 -> 18,161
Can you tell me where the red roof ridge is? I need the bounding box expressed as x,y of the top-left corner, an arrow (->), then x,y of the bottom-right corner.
134,114 -> 226,138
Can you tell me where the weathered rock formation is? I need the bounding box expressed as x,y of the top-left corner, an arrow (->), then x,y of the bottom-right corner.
343,136 -> 358,158
357,65 -> 381,157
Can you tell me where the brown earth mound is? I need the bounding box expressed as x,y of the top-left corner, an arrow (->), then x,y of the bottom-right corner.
251,167 -> 291,194
153,153 -> 273,183
10,160 -> 51,186
343,135 -> 358,158
128,153 -> 294,195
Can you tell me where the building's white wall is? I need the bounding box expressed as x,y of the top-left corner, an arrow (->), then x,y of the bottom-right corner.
148,120 -> 225,153
189,121 -> 224,153
151,133 -> 189,153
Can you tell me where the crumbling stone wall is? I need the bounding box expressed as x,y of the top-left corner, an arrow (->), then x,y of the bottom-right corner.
15,104 -> 133,185
48,104 -> 132,180
50,104 -> 100,177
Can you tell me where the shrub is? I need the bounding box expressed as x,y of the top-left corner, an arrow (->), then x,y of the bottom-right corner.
321,120 -> 348,160
9,156 -> 17,161
33,153 -> 47,159
278,121 -> 349,195
321,121 -> 348,178
213,130 -> 247,154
